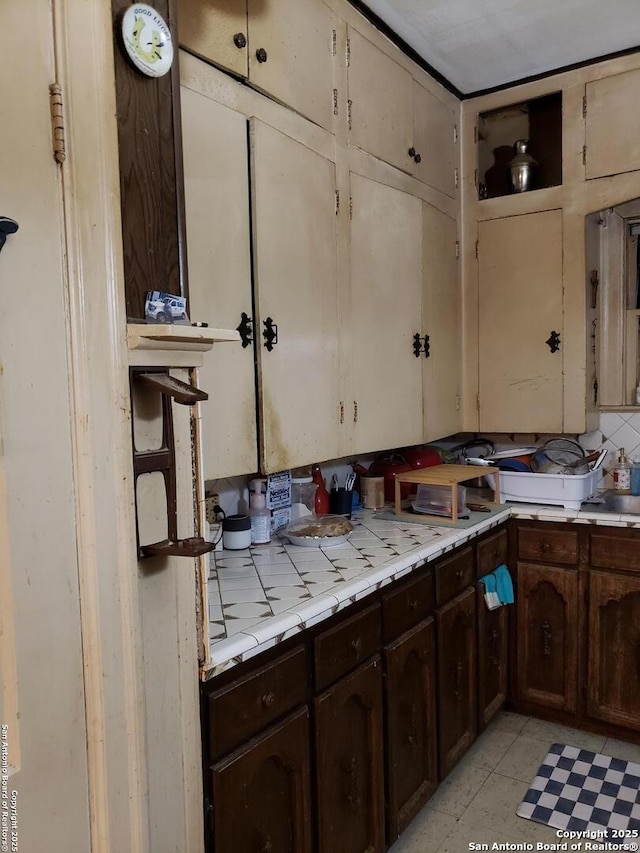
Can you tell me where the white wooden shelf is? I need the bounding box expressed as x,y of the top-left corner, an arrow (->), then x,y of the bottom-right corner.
127,324 -> 240,367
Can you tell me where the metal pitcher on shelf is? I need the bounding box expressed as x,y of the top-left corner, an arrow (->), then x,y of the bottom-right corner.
508,139 -> 537,193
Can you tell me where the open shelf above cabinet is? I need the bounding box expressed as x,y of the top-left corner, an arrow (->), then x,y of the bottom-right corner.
477,92 -> 562,200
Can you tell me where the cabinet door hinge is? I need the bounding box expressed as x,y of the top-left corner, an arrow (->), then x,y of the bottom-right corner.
49,82 -> 66,165
333,88 -> 338,116
454,167 -> 459,189
475,239 -> 479,259
474,126 -> 478,144
474,168 -> 478,189
456,393 -> 461,411
349,196 -> 353,220
346,37 -> 351,67
476,393 -> 480,412
353,400 -> 358,423
582,94 -> 587,118
332,29 -> 337,56
335,189 -> 340,215
582,144 -> 587,166
455,241 -> 460,260
339,401 -> 344,424
347,99 -> 353,131
454,124 -> 459,144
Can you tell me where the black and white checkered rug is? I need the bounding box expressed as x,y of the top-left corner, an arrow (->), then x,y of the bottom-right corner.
517,743 -> 640,835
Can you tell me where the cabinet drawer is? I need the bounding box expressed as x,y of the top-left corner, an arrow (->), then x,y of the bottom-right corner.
590,532 -> 640,574
207,646 -> 308,761
435,548 -> 474,606
518,526 -> 578,565
382,568 -> 434,643
477,529 -> 509,578
314,603 -> 381,691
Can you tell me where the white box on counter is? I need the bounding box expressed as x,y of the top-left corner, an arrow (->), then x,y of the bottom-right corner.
497,467 -> 604,510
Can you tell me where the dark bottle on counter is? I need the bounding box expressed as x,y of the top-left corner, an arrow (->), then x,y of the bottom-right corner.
311,464 -> 330,514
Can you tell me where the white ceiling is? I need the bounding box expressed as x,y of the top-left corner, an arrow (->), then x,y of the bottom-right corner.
361,0 -> 640,94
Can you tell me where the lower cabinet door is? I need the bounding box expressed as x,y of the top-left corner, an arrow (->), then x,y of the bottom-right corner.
436,587 -> 478,778
477,584 -> 509,731
315,656 -> 385,853
588,570 -> 640,731
516,562 -> 578,713
211,707 -> 312,853
384,618 -> 438,843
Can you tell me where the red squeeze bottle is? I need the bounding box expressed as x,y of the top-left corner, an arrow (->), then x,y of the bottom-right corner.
311,464 -> 330,514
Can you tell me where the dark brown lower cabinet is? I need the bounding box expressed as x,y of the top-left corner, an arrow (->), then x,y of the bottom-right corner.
587,570 -> 640,731
315,656 -> 385,853
436,586 -> 477,778
384,617 -> 438,842
516,562 -> 578,713
211,706 -> 312,853
477,586 -> 508,731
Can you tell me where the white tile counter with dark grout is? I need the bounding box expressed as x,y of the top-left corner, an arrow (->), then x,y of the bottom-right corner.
204,500 -> 640,680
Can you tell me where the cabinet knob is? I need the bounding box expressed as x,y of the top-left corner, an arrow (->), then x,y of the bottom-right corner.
408,147 -> 416,158
233,32 -> 247,49
413,332 -> 422,358
256,47 -> 268,63
260,691 -> 275,708
351,637 -> 363,658
414,152 -> 422,164
262,317 -> 278,351
409,598 -> 419,611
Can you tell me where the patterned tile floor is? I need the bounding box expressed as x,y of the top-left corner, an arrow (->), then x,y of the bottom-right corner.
389,712 -> 640,852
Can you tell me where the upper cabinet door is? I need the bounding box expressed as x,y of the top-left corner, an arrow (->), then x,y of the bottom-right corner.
477,210 -> 564,433
349,173 -> 423,454
248,0 -> 336,131
181,87 -> 258,479
347,29 -> 413,173
178,0 -> 248,78
412,82 -> 457,198
250,119 -> 341,473
585,68 -> 640,180
422,205 -> 461,442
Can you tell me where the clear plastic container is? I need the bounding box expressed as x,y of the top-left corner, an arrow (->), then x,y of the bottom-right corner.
413,484 -> 467,517
290,477 -> 317,520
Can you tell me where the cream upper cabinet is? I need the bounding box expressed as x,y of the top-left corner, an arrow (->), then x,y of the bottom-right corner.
348,173 -> 423,454
179,0 -> 336,131
585,68 -> 640,180
178,0 -> 248,78
181,87 -> 258,479
347,28 -> 414,173
248,0 -> 336,132
250,119 -> 341,472
422,204 -> 461,441
477,210 -> 564,433
412,82 -> 458,198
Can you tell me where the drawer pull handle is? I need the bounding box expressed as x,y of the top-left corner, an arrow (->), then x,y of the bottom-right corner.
260,691 -> 275,708
343,757 -> 361,813
409,598 -> 419,611
540,541 -> 550,553
489,628 -> 500,666
453,661 -> 463,700
407,702 -> 419,748
541,621 -> 552,656
456,569 -> 464,579
351,637 -> 363,658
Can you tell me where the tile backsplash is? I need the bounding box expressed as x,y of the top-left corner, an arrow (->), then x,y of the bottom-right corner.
581,411 -> 640,487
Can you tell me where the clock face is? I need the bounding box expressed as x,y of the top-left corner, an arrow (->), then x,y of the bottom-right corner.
121,5 -> 174,78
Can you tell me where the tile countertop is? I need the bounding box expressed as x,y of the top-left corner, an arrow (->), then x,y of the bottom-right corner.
204,501 -> 640,680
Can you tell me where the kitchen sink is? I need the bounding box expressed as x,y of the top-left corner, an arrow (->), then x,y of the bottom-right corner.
586,490 -> 640,514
